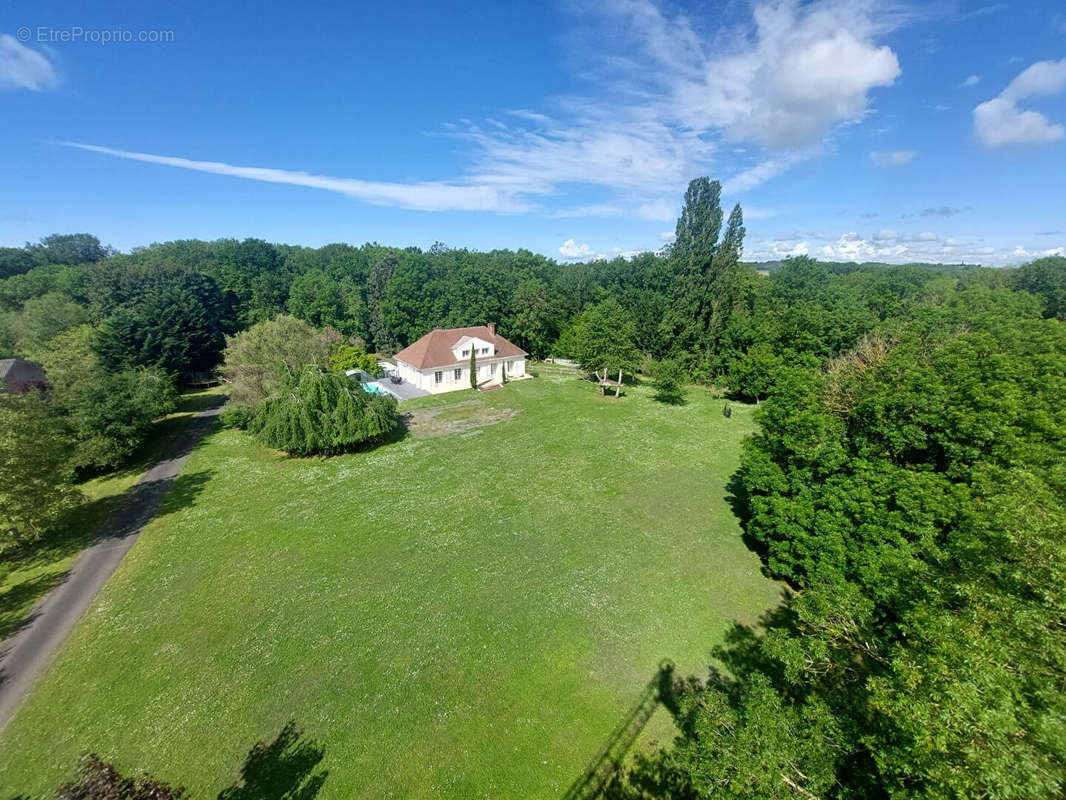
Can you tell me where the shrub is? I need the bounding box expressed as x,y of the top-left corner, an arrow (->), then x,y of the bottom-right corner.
219,406 -> 254,429
329,342 -> 378,375
248,366 -> 398,456
652,359 -> 686,404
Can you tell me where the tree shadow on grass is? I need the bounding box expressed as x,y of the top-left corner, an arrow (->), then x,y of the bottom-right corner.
562,661 -> 677,800
723,469 -> 771,571
0,572 -> 68,643
97,469 -> 214,542
218,721 -> 327,800
0,471 -> 212,651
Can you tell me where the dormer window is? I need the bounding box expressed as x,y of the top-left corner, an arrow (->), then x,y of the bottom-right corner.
462,349 -> 470,356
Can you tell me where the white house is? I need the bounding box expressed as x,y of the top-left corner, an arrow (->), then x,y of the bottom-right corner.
392,324 -> 527,394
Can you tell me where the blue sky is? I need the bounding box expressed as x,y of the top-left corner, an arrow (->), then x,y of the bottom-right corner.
1,1 -> 1064,265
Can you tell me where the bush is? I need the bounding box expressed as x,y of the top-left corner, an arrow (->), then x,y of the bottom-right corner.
248,366 -> 398,456
329,342 -> 378,375
219,406 -> 254,429
652,359 -> 686,404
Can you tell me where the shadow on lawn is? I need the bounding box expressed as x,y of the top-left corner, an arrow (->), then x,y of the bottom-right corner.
0,470 -> 212,647
561,661 -> 678,800
218,721 -> 327,800
2,721 -> 326,800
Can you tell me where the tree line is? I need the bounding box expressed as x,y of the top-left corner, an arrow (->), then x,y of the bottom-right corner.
2,185 -> 1066,798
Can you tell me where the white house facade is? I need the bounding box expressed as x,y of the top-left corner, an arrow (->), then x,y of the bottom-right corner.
392,324 -> 528,394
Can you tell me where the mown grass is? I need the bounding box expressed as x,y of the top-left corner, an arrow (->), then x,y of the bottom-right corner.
0,374 -> 780,798
0,387 -> 224,643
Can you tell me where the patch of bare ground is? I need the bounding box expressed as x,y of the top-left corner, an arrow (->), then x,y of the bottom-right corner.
402,399 -> 521,439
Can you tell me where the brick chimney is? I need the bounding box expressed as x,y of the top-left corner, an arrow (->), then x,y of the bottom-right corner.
487,323 -> 496,337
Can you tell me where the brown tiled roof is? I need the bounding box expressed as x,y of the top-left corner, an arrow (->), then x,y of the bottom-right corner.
393,326 -> 527,370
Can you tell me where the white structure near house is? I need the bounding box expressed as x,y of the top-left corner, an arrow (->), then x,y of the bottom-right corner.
393,324 -> 527,394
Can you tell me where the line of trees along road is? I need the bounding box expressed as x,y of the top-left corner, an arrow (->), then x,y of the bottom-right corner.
1,187 -> 1065,796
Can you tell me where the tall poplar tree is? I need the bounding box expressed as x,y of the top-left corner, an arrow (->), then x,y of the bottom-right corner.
660,177 -> 745,371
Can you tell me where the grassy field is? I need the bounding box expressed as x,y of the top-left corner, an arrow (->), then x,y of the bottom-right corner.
0,370 -> 780,798
0,388 -> 223,643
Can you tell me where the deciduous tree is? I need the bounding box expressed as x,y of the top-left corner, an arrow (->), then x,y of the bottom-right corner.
0,391 -> 80,551
249,366 -> 398,456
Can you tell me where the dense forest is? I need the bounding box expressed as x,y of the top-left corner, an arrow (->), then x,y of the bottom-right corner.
2,179 -> 1065,798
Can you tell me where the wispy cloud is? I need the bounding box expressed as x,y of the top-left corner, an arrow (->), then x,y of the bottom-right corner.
870,149 -> 917,166
61,142 -> 531,212
60,1 -> 912,215
958,4 -> 1008,21
921,205 -> 961,217
959,74 -> 981,88
974,59 -> 1066,147
0,34 -> 58,91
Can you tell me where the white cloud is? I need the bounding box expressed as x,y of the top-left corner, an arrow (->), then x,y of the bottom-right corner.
678,1 -> 901,148
749,229 -> 1065,266
558,238 -> 596,259
960,74 -> 981,88
60,2 -> 912,213
1012,245 -> 1066,260
548,203 -> 627,218
744,206 -> 779,219
659,230 -> 676,242
763,230 -> 1061,267
723,152 -> 811,193
461,0 -> 906,201
61,142 -> 529,212
974,59 -> 1066,147
636,198 -> 680,222
776,241 -> 809,257
0,34 -> 58,91
818,232 -> 905,260
870,149 -> 917,166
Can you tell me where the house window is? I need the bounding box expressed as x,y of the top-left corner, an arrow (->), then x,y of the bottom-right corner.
434,371 -> 443,384
480,347 -> 489,355
462,349 -> 469,356
491,363 -> 497,375
454,368 -> 462,381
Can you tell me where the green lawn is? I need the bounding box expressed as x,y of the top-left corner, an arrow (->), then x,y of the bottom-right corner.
0,372 -> 780,798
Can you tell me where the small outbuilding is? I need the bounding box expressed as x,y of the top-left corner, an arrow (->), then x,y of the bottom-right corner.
0,358 -> 47,394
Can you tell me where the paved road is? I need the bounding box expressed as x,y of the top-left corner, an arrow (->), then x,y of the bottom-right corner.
0,400 -> 223,734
